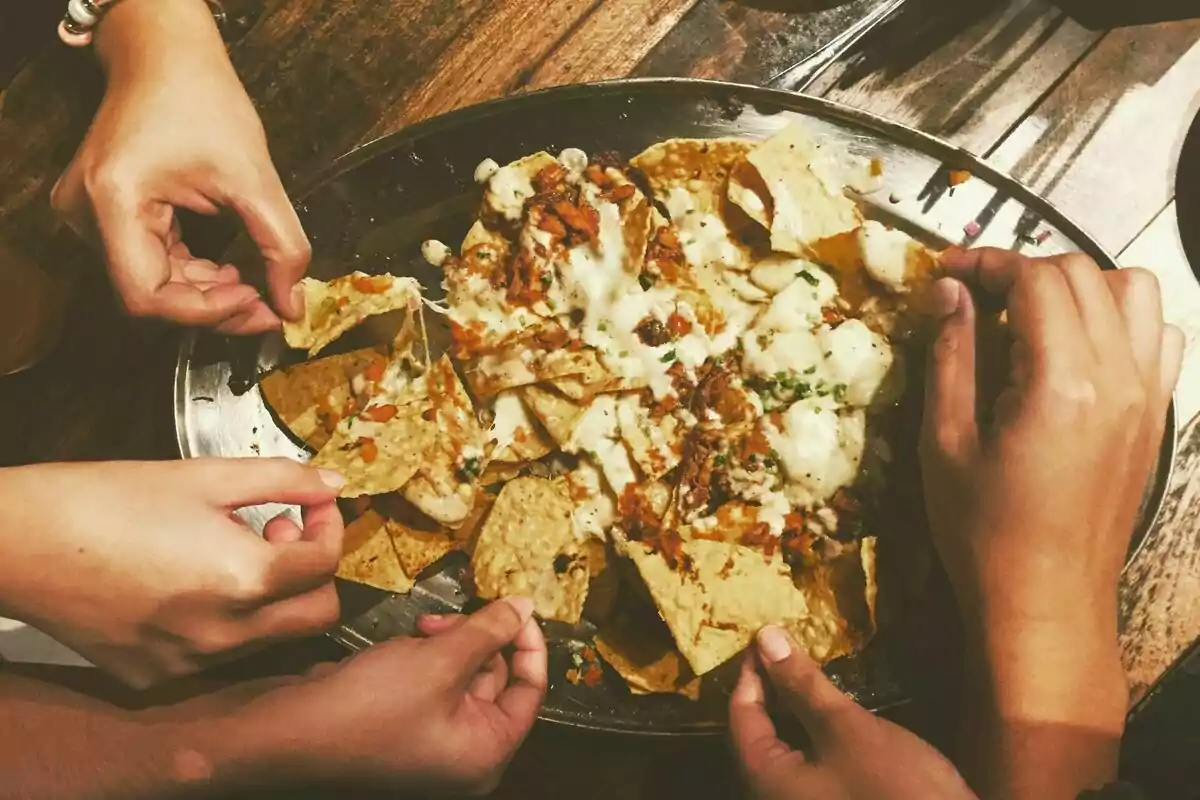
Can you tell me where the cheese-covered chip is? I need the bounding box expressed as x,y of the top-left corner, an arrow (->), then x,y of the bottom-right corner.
620,536 -> 808,676
284,272 -> 422,356
471,476 -> 589,624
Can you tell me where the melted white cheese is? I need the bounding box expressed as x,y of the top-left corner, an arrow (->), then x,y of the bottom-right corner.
487,390 -> 534,453
859,220 -> 917,292
767,401 -> 866,506
486,162 -> 536,221
421,239 -> 451,267
565,395 -> 637,495
665,187 -> 746,272
558,148 -> 588,183
758,490 -> 792,536
742,328 -> 826,381
566,461 -> 616,541
756,270 -> 838,333
555,188 -> 683,399
750,256 -> 821,295
474,158 -> 501,184
818,319 -> 894,407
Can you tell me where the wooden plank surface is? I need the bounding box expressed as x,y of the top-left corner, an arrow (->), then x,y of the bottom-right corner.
987,21 -> 1200,254
635,0 -> 889,84
811,0 -> 1101,155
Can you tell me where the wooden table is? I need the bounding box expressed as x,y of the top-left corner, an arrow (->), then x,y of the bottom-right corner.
1,0 -> 1199,796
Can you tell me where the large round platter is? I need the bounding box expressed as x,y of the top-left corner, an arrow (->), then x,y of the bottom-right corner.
176,78 -> 1176,735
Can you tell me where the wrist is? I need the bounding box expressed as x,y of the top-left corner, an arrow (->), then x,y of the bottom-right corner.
95,0 -> 229,83
965,611 -> 1128,731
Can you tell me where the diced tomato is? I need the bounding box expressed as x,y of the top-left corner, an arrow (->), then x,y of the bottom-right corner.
357,437 -> 378,463
581,663 -> 604,687
360,404 -> 398,423
362,359 -> 386,382
666,312 -> 693,338
351,275 -> 390,294
336,296 -> 350,308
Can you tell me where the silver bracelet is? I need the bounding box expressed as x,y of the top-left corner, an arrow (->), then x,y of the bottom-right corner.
59,0 -> 225,48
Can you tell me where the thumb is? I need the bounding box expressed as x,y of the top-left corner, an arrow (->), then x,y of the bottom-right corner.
922,277 -> 979,461
229,171 -> 312,321
428,598 -> 535,689
756,625 -> 859,748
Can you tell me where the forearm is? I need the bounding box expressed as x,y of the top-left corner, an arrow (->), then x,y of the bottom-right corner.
94,0 -> 229,82
959,610 -> 1128,800
0,670 -> 282,799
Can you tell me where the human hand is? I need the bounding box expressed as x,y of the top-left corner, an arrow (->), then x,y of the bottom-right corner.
730,626 -> 975,800
919,249 -> 1181,800
238,598 -> 547,795
920,249 -> 1182,635
0,458 -> 345,688
51,0 -> 309,335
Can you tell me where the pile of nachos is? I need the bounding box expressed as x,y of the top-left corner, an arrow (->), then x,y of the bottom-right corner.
264,121 -> 939,700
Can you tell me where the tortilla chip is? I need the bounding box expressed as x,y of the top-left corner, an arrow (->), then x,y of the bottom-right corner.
595,623 -> 701,700
615,395 -> 683,482
521,385 -> 586,447
581,537 -> 620,622
470,476 -> 589,624
336,510 -> 413,593
309,375 -> 438,498
631,138 -> 754,213
260,347 -> 386,450
283,272 -> 423,356
620,536 -> 808,676
489,390 -> 554,463
727,160 -> 772,229
460,219 -> 512,261
788,537 -> 878,664
732,123 -> 861,256
386,519 -> 458,579
399,357 -> 487,526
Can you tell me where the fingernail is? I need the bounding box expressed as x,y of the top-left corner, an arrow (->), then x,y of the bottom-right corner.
290,283 -> 306,316
931,278 -> 962,320
502,596 -> 535,623
317,469 -> 345,489
757,625 -> 792,664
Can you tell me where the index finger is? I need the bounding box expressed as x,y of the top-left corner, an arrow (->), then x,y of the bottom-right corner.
228,172 -> 312,321
941,247 -> 1090,381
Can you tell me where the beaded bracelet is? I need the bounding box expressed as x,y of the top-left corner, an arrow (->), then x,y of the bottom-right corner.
59,0 -> 225,48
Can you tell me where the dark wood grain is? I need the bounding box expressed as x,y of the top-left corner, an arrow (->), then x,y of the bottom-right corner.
635,0 -> 890,84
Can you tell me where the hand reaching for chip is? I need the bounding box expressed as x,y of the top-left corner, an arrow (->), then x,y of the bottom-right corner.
920,249 -> 1183,796
0,458 -> 345,688
51,0 -> 310,335
233,598 -> 547,794
730,626 -> 976,800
